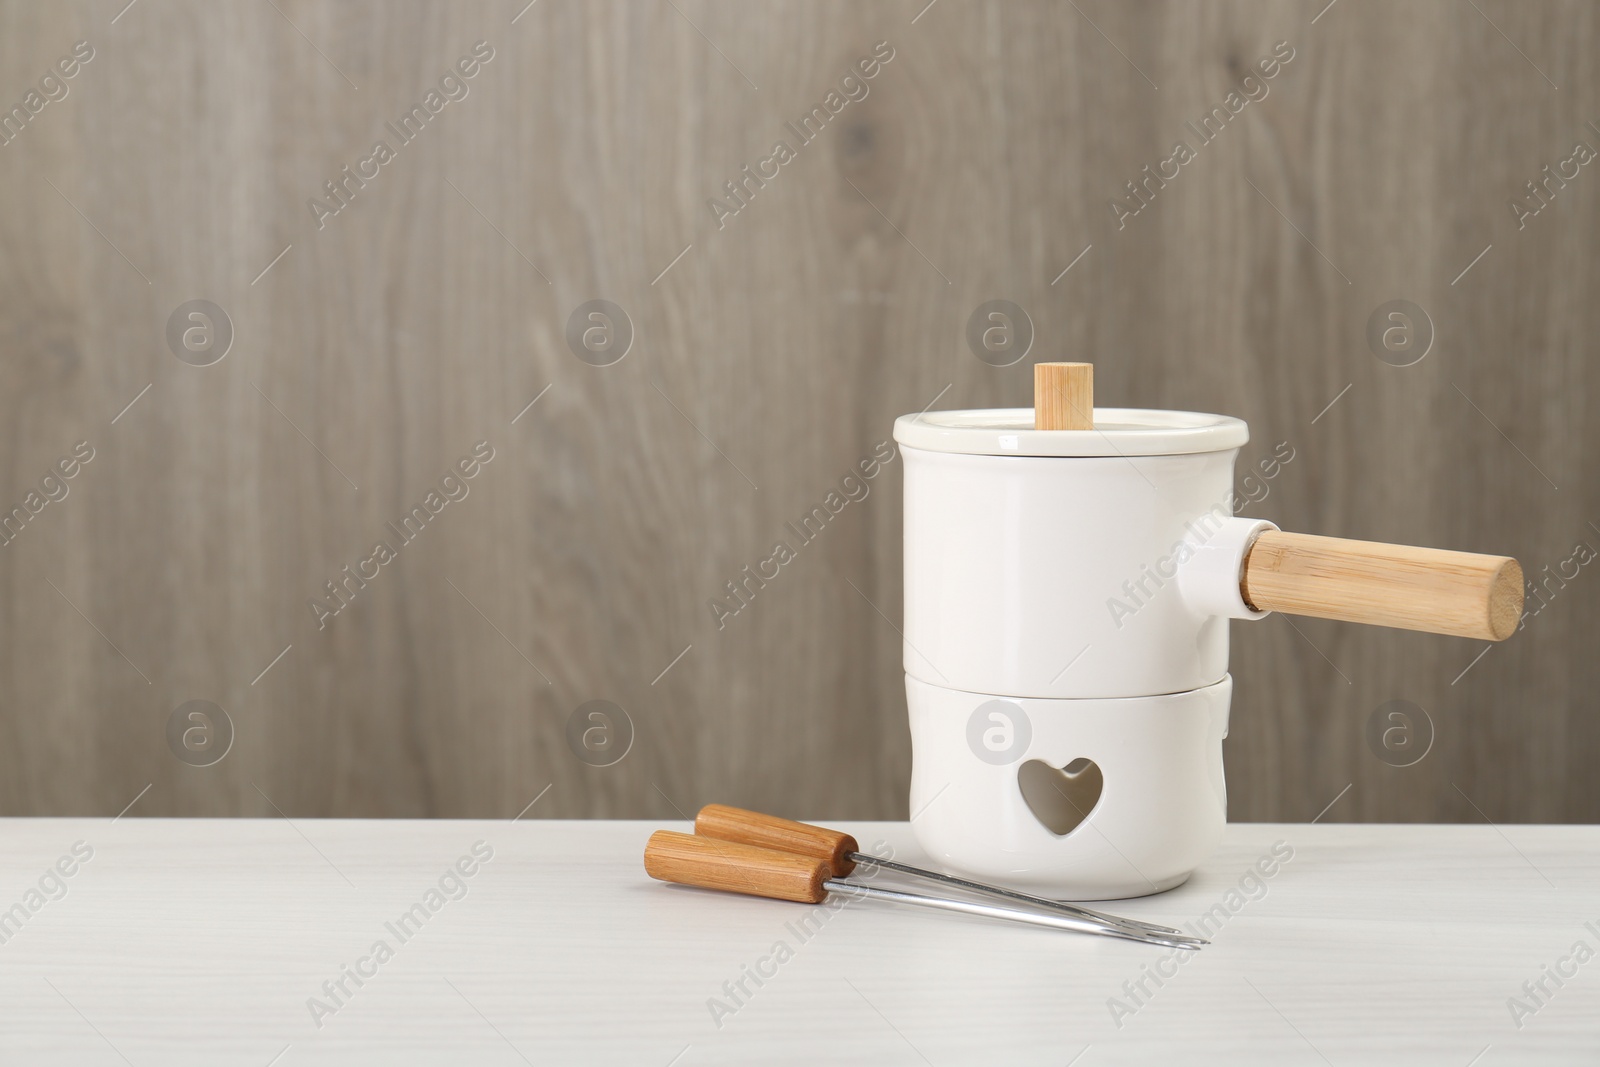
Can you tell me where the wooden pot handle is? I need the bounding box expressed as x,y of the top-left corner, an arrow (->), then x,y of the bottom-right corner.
1241,530 -> 1524,641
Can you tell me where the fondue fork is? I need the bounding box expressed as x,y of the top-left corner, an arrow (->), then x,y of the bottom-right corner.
693,804 -> 1206,948
645,831 -> 1194,947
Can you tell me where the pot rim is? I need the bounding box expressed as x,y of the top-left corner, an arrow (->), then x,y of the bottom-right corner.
893,406 -> 1249,458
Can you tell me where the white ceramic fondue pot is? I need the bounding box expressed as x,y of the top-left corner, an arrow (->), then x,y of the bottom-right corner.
895,363 -> 1523,900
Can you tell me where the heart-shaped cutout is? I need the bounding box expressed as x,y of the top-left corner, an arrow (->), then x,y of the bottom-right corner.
1018,757 -> 1104,836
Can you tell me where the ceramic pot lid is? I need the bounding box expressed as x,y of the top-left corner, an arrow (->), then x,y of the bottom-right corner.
892,407 -> 1250,458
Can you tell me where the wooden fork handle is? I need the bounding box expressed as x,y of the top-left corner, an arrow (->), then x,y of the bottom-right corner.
644,830 -> 829,904
694,804 -> 859,876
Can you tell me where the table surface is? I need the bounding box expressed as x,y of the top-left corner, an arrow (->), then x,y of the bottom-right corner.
0,818 -> 1596,1065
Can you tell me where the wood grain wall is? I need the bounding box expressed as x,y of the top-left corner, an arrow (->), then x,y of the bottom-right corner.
0,0 -> 1593,824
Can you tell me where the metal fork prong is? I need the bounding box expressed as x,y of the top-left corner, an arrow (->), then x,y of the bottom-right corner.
848,853 -> 1205,944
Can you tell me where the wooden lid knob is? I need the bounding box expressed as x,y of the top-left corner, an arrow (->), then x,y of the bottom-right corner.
1034,363 -> 1094,430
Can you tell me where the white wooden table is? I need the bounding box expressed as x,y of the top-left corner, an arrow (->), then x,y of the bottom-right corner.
0,818 -> 1595,1065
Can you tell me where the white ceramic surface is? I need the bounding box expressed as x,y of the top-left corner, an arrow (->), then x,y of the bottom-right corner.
897,436 -> 1273,701
895,405 -> 1270,898
906,674 -> 1232,899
